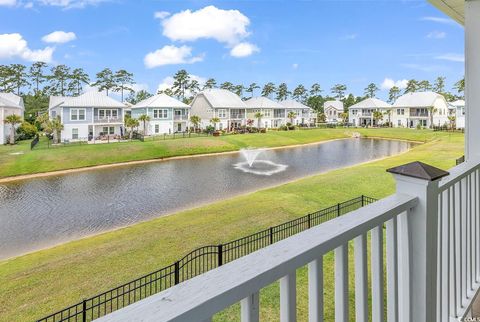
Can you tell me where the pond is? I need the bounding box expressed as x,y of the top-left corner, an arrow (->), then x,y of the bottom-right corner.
0,138 -> 415,260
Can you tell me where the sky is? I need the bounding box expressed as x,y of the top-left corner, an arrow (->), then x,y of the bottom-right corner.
0,0 -> 465,100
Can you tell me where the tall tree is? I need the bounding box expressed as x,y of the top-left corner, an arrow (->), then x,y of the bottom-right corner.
233,84 -> 244,97
188,79 -> 201,96
29,62 -> 48,94
49,65 -> 71,96
388,86 -> 401,104
310,83 -> 322,97
203,78 -> 217,90
292,84 -> 307,102
276,83 -> 290,101
246,83 -> 260,97
404,79 -> 419,94
454,77 -> 465,95
261,82 -> 276,98
220,81 -> 234,91
418,80 -> 432,92
433,76 -> 446,93
69,68 -> 90,96
364,83 -> 379,98
9,64 -> 30,96
0,65 -> 15,92
92,68 -> 115,96
126,89 -> 152,105
172,69 -> 190,100
331,84 -> 347,100
114,69 -> 134,102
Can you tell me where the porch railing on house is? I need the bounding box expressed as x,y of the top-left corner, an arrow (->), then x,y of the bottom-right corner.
94,160 -> 480,322
35,195 -> 375,322
93,117 -> 123,123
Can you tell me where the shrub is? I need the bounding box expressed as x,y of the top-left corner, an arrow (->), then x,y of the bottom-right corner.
16,122 -> 38,140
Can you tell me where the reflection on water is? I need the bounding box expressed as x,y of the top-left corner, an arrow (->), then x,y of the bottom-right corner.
0,138 -> 415,259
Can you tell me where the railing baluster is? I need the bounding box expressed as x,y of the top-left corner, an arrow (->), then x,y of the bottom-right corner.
335,244 -> 348,322
354,233 -> 368,322
441,190 -> 450,321
397,210 -> 411,322
241,292 -> 259,322
371,225 -> 384,322
476,169 -> 480,283
280,272 -> 296,322
308,257 -> 323,322
461,178 -> 467,304
386,217 -> 398,322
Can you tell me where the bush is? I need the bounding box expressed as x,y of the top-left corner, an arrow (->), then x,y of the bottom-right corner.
416,123 -> 422,130
16,122 -> 38,140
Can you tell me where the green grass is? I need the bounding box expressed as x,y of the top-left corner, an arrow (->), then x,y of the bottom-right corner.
0,128 -> 449,179
0,129 -> 464,321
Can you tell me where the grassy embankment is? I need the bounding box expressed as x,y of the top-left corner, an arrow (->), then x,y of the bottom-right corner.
0,129 -> 463,321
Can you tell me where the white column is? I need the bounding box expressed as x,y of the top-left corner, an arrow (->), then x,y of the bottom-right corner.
465,0 -> 480,160
394,174 -> 440,322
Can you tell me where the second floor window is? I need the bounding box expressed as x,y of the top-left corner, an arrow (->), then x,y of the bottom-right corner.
153,109 -> 168,119
397,109 -> 404,115
71,109 -> 86,121
98,109 -> 118,119
218,109 -> 227,118
264,110 -> 272,117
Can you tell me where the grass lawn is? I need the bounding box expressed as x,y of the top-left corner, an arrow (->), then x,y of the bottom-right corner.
0,128 -> 450,179
0,129 -> 464,321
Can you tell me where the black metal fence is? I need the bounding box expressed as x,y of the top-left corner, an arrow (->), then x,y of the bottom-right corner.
36,195 -> 376,322
456,155 -> 465,165
30,134 -> 40,150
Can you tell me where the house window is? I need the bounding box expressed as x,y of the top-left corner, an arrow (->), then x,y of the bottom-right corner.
71,109 -> 86,121
98,109 -> 118,119
174,110 -> 182,116
52,111 -> 57,118
72,128 -> 78,140
155,124 -> 159,133
218,109 -> 227,118
264,110 -> 271,117
153,109 -> 168,119
219,123 -> 223,130
398,120 -> 401,126
397,109 -> 404,115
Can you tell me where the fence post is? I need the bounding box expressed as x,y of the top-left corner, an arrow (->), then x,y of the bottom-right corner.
307,213 -> 311,229
269,227 -> 274,245
82,299 -> 87,322
387,161 -> 449,322
337,203 -> 341,217
361,194 -> 364,207
218,244 -> 223,267
174,261 -> 180,285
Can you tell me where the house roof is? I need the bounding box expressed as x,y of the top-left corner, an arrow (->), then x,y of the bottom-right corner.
50,91 -> 125,109
393,92 -> 445,108
279,99 -> 310,110
349,98 -> 392,110
451,99 -> 465,107
0,92 -> 24,109
195,89 -> 246,108
428,0 -> 464,25
324,100 -> 344,111
132,93 -> 190,109
244,96 -> 284,109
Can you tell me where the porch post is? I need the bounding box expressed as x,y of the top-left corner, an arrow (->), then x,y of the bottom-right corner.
387,161 -> 449,322
465,0 -> 480,160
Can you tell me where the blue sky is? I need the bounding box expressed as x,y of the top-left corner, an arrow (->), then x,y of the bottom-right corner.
0,0 -> 465,100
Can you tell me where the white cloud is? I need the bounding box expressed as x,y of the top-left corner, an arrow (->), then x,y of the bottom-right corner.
0,33 -> 54,63
154,11 -> 170,19
435,53 -> 464,63
292,63 -> 298,70
420,16 -> 457,25
230,42 -> 259,58
36,0 -> 109,9
42,31 -> 77,44
426,31 -> 446,39
144,45 -> 204,68
381,78 -> 408,90
157,74 -> 206,95
0,0 -> 16,6
341,33 -> 357,40
401,63 -> 448,72
162,6 -> 250,45
24,1 -> 33,8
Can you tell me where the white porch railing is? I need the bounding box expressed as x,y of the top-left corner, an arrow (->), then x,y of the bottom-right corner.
96,160 -> 480,322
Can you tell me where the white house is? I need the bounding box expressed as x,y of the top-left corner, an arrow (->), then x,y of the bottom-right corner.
450,99 -> 465,129
280,99 -> 316,126
49,91 -> 126,142
244,96 -> 284,128
323,100 -> 344,123
0,92 -> 24,145
391,92 -> 450,128
348,98 -> 392,127
131,94 -> 190,135
190,88 -> 247,131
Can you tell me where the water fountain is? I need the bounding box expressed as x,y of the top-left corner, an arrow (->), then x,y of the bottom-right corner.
234,148 -> 288,176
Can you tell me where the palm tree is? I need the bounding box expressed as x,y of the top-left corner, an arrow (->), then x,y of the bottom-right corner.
254,112 -> 263,128
45,116 -> 64,144
448,115 -> 456,130
114,69 -> 134,102
233,84 -> 244,97
287,111 -> 296,129
4,114 -> 22,144
220,82 -> 234,91
125,116 -> 139,139
428,106 -> 438,128
339,112 -> 349,124
383,109 -> 392,126
318,113 -> 326,123
261,82 -> 276,98
276,83 -> 290,101
246,83 -> 260,97
210,117 -> 220,130
373,111 -> 383,126
190,115 -> 201,132
138,114 -> 150,135
92,68 -> 116,96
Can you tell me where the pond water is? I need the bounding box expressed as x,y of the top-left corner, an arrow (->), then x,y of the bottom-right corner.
0,138 -> 415,260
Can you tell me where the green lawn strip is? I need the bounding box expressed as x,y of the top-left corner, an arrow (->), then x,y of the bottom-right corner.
0,128 -> 453,179
0,130 -> 463,321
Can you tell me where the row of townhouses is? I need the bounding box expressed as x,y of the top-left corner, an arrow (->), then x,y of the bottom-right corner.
348,92 -> 466,128
0,92 -> 25,145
